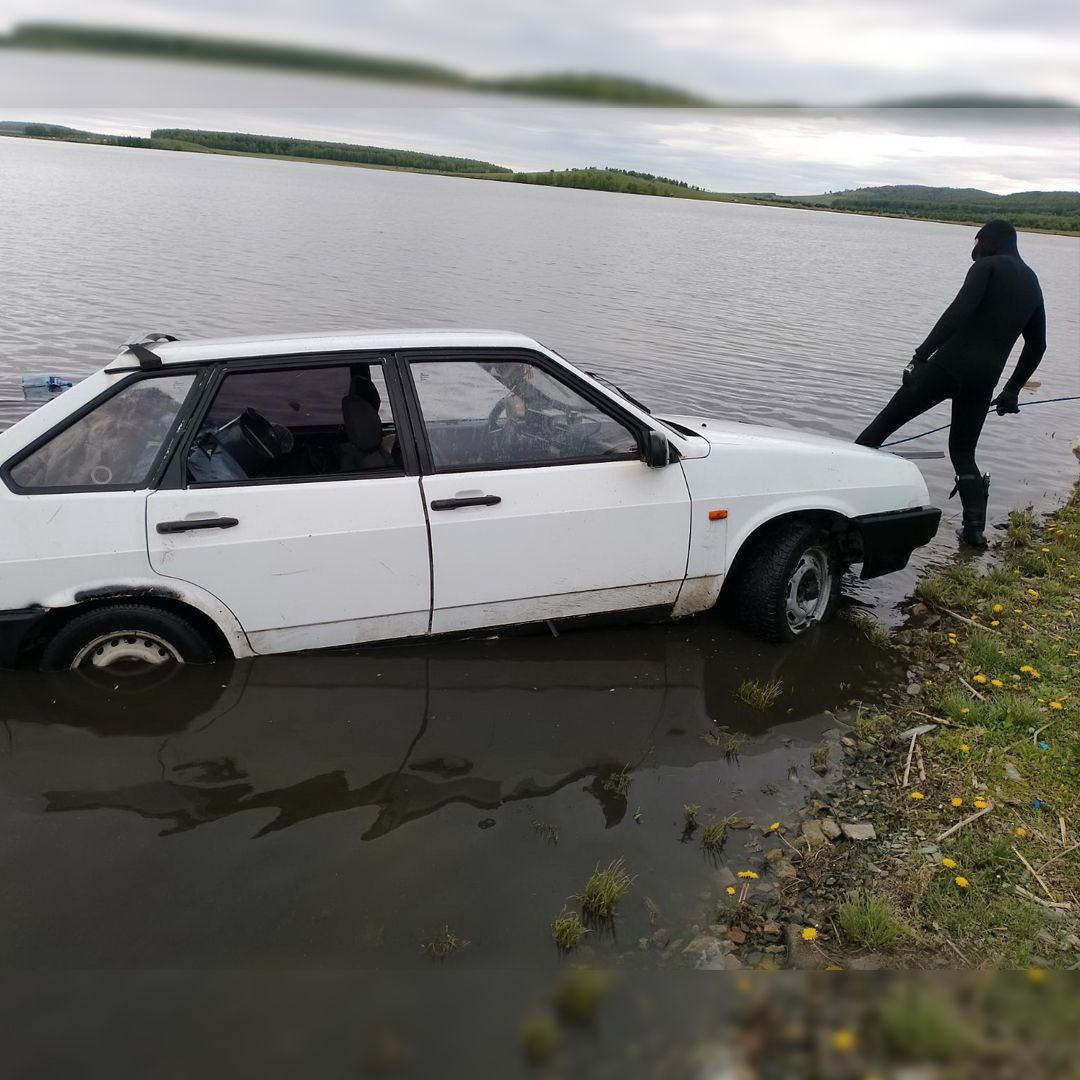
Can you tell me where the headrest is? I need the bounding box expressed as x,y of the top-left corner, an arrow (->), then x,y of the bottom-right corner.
348,375 -> 381,410
341,395 -> 384,453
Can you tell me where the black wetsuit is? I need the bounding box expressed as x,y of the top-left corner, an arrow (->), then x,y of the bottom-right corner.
856,219 -> 1046,473
851,219 -> 1045,473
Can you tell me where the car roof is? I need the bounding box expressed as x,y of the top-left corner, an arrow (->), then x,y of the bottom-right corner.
116,329 -> 544,366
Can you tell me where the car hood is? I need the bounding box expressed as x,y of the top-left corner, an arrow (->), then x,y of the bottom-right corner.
660,415 -> 885,457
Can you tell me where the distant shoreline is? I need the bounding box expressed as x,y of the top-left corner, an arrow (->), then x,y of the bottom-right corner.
3,130 -> 1078,237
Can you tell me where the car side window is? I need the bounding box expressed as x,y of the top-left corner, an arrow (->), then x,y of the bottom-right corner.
8,374 -> 196,490
186,362 -> 400,485
411,359 -> 640,471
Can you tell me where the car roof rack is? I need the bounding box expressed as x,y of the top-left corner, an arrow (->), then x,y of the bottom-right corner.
122,333 -> 179,370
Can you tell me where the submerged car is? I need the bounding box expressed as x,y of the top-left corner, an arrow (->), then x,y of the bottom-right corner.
0,330 -> 940,671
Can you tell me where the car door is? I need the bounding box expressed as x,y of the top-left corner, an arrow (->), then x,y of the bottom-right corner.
404,350 -> 692,635
146,357 -> 430,654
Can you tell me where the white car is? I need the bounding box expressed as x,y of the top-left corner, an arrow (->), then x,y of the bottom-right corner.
0,330 -> 940,671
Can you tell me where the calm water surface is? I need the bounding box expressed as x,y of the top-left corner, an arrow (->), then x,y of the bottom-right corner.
0,137 -> 1076,990
2,137 -> 1077,612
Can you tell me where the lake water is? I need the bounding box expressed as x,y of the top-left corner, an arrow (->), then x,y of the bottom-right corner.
0,137 -> 1076,1000
2,136 -> 1077,614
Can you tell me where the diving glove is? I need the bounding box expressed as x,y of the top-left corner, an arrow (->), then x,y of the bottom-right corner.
991,390 -> 1020,415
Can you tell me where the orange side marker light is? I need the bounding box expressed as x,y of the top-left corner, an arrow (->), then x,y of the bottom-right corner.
708,509 -> 728,521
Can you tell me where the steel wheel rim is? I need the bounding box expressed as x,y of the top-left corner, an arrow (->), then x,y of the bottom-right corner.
71,631 -> 182,671
785,547 -> 832,633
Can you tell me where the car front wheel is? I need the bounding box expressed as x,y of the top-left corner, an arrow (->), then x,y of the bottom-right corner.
736,522 -> 842,642
40,603 -> 214,672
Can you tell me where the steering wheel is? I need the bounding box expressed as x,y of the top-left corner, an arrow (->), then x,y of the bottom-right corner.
238,408 -> 293,460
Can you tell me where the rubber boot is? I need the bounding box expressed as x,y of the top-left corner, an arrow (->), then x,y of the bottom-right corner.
951,473 -> 989,548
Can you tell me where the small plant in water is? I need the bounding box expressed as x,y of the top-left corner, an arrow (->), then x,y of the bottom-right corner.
519,1012 -> 558,1064
531,820 -> 560,845
578,858 -> 634,918
421,925 -> 468,960
633,806 -> 643,823
702,815 -> 735,850
601,765 -> 633,797
554,968 -> 611,1026
683,803 -> 700,832
551,909 -> 589,950
737,678 -> 784,710
721,732 -> 746,761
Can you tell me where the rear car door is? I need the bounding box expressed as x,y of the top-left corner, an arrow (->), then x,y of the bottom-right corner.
145,356 -> 430,654
404,350 -> 692,635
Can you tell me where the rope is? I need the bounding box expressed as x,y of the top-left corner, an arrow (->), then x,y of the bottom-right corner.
881,395 -> 1080,447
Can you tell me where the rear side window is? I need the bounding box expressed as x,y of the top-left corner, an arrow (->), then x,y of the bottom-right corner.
8,374 -> 196,490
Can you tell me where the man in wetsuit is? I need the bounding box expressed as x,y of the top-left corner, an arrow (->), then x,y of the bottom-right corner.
855,219 -> 1046,548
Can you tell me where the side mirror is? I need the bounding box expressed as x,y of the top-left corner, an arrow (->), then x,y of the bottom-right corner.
643,429 -> 671,468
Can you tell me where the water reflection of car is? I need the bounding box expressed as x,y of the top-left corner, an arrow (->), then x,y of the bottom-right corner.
2,623 -> 888,840
0,330 -> 939,672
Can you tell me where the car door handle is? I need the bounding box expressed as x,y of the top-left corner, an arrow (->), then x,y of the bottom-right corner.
429,495 -> 502,511
156,517 -> 240,534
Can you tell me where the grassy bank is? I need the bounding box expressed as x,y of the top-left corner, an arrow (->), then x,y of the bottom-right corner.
796,485 -> 1079,969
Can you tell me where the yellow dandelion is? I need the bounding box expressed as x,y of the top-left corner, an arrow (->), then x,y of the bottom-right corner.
942,857 -> 958,869
959,708 -> 970,716
1049,701 -> 1063,710
1015,827 -> 1027,837
990,679 -> 1004,688
990,620 -> 1001,627
951,797 -> 963,808
974,798 -> 988,810
973,673 -> 988,685
831,1029 -> 856,1052
992,604 -> 1004,613
1041,547 -> 1051,553
768,822 -> 780,831
1027,967 -> 1047,984
954,876 -> 970,888
726,886 -> 736,895
801,927 -> 818,941
959,742 -> 970,752
1020,665 -> 1034,673
910,791 -> 925,800
737,870 -> 758,880
1027,589 -> 1040,598
1013,608 -> 1023,614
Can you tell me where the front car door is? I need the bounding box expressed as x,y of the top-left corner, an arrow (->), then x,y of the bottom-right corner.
403,350 -> 692,635
146,355 -> 430,654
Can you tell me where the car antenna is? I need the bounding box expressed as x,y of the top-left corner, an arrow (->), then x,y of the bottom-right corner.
123,333 -> 179,370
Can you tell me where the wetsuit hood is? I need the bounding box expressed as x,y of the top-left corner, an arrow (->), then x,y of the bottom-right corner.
972,219 -> 1018,260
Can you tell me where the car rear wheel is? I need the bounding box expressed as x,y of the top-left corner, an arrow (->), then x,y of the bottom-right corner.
737,522 -> 842,642
40,603 -> 213,673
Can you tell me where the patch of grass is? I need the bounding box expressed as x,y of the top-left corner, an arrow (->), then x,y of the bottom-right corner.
843,608 -> 892,648
554,969 -> 610,1026
701,815 -> 736,850
531,820 -> 560,845
421,925 -> 468,960
721,732 -> 746,761
1005,507 -> 1036,548
837,889 -> 912,950
578,858 -> 634,918
519,1013 -> 558,1064
881,989 -> 973,1062
682,803 -> 700,831
736,678 -> 784,710
551,909 -> 589,950
601,765 -> 633,797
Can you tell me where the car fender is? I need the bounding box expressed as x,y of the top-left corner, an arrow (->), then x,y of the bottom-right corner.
35,577 -> 253,659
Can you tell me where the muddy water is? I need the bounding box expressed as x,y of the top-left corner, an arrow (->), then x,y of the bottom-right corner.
0,617 -> 900,970
2,136 -> 1078,620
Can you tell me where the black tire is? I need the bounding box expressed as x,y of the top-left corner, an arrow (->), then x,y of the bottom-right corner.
736,522 -> 842,643
40,603 -> 214,672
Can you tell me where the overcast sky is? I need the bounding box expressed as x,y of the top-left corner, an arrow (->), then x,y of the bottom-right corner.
2,0 -> 1080,103
7,105 -> 1078,196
